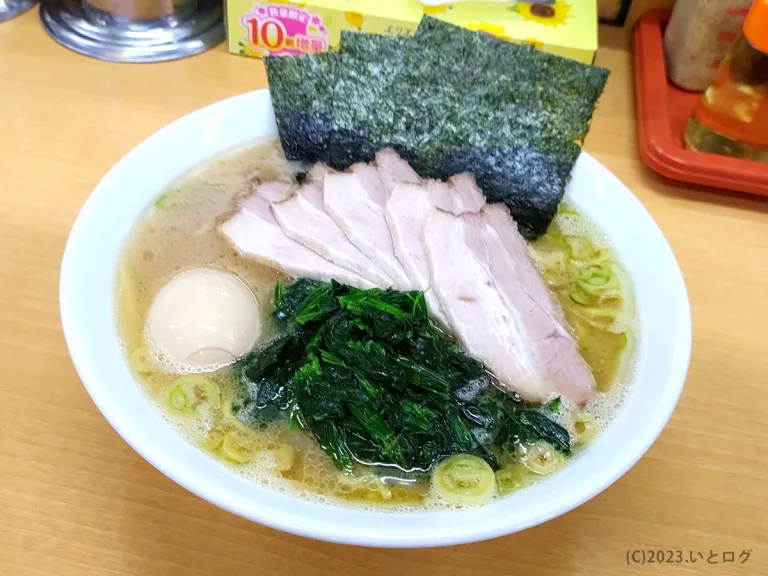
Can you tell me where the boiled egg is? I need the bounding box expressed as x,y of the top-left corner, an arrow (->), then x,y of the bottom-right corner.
145,268 -> 260,371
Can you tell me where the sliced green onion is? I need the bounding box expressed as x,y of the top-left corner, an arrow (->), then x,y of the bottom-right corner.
432,454 -> 497,505
598,291 -> 624,309
221,430 -> 257,464
572,263 -> 621,297
159,374 -> 220,418
169,388 -> 188,410
571,306 -> 619,329
585,273 -> 610,286
537,250 -> 566,270
565,236 -> 595,260
337,472 -> 393,500
273,444 -> 296,472
543,269 -> 569,291
533,227 -> 567,252
576,276 -> 620,299
221,399 -> 252,432
495,465 -> 531,495
520,441 -> 565,475
569,283 -> 592,307
536,248 -> 569,288
574,263 -> 612,282
154,191 -> 176,209
573,412 -> 599,446
129,345 -> 154,375
611,263 -> 636,317
567,247 -> 610,272
202,427 -> 227,451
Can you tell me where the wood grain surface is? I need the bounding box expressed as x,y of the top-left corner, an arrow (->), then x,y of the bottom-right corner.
1,9 -> 767,576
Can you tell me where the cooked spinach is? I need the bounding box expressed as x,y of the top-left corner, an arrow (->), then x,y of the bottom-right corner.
233,280 -> 571,472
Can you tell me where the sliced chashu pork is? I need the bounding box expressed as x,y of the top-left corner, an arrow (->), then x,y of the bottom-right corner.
424,179 -> 455,213
324,171 -> 414,289
271,182 -> 395,287
385,183 -> 450,327
351,162 -> 388,206
256,180 -> 293,203
424,207 -> 596,405
309,157 -> 389,207
386,174 -> 486,327
218,182 -> 373,289
425,174 -> 486,215
477,204 -> 596,405
448,173 -> 486,213
374,148 -> 421,196
304,162 -> 335,185
424,209 -> 530,395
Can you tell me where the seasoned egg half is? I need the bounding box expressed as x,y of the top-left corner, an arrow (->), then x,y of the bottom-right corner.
145,268 -> 260,372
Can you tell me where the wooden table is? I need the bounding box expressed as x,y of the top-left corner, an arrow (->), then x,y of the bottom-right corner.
1,9 -> 766,576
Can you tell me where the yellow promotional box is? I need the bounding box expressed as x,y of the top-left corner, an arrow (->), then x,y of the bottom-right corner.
226,0 -> 421,57
420,1 -> 598,63
226,0 -> 598,64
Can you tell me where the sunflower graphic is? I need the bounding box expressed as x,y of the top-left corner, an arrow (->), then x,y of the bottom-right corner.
517,1 -> 572,28
344,11 -> 365,30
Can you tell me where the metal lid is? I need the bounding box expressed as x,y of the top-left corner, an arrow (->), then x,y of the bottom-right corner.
39,0 -> 226,63
0,0 -> 37,22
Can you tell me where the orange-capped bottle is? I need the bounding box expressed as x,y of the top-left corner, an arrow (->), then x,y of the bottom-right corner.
685,0 -> 768,162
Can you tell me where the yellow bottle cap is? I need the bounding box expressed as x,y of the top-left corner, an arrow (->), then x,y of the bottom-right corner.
745,0 -> 768,53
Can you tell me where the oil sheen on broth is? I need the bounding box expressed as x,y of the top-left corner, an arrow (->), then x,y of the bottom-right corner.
116,140 -> 638,511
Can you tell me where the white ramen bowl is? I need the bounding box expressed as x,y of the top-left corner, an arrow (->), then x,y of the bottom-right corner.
60,90 -> 692,548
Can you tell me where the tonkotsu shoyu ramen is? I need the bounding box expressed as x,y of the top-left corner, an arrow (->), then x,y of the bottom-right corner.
116,17 -> 636,511
116,140 -> 638,511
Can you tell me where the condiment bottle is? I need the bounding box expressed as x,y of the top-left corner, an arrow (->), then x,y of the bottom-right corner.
663,0 -> 752,91
684,0 -> 768,162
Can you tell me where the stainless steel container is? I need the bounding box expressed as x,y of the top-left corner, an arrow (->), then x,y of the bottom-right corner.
1,0 -> 38,22
40,0 -> 225,62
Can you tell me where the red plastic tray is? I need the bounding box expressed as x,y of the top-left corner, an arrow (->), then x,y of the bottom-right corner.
633,10 -> 768,197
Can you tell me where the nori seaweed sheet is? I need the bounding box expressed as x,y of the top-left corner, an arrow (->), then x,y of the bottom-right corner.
326,32 -> 409,167
381,17 -> 595,237
382,17 -> 539,175
533,50 -> 610,145
265,16 -> 609,239
264,52 -> 339,163
267,33 -> 409,168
